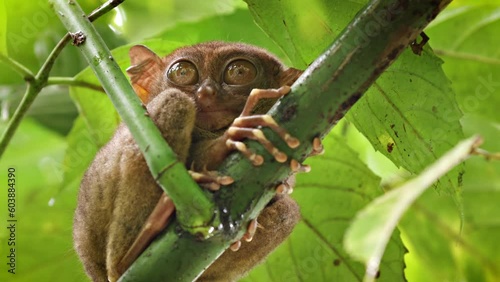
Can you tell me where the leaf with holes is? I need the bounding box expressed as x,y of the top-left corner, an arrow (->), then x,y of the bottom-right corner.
243,134 -> 406,282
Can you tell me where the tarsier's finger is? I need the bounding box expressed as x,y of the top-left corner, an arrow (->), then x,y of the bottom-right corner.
240,86 -> 291,117
227,127 -> 287,163
117,193 -> 175,275
232,115 -> 300,149
226,140 -> 264,166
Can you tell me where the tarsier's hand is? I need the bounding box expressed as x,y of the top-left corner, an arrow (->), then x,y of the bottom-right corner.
224,86 -> 299,165
220,85 -> 310,251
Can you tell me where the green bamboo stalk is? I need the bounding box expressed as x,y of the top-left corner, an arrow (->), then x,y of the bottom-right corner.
121,0 -> 452,281
50,0 -> 214,232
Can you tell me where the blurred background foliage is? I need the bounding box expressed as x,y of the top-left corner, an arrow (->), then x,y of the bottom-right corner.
0,0 -> 499,281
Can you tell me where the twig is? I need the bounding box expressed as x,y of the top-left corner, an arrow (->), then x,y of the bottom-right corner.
47,77 -> 105,92
472,148 -> 500,161
88,0 -> 125,21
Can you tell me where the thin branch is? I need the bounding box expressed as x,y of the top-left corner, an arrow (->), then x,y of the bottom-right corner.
472,148 -> 500,160
88,0 -> 125,21
0,0 -> 126,157
35,34 -> 70,85
0,53 -> 35,81
47,77 -> 105,92
0,84 -> 39,155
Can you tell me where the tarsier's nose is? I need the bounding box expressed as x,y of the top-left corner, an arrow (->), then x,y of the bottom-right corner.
196,79 -> 219,109
196,84 -> 215,99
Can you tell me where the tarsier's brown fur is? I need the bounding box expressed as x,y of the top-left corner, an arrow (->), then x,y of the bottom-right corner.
74,42 -> 303,281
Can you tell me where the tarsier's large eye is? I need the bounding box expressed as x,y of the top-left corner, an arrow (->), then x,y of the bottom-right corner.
167,61 -> 199,85
224,59 -> 257,85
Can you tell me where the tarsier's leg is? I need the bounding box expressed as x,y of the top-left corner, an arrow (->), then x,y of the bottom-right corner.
116,168 -> 234,275
116,193 -> 175,275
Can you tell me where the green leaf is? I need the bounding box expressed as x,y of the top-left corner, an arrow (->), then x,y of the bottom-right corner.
0,0 -> 7,55
426,5 -> 500,122
117,0 -> 241,41
347,48 -> 464,197
155,8 -> 287,62
61,116 -> 100,189
244,134 -> 405,282
450,0 -> 500,7
459,114 -> 500,281
344,136 -> 481,281
244,0 -> 366,68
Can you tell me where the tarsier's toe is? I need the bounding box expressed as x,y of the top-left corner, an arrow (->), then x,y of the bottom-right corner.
290,159 -> 311,173
229,219 -> 259,252
230,241 -> 241,252
276,182 -> 293,195
311,137 -> 325,156
242,219 -> 258,242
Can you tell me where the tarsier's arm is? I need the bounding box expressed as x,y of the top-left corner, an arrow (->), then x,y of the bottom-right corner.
74,42 -> 321,282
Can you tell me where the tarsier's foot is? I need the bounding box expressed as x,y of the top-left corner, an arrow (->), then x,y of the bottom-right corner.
117,170 -> 232,276
225,86 -> 300,166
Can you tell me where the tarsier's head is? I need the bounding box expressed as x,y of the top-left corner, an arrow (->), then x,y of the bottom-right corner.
126,41 -> 302,132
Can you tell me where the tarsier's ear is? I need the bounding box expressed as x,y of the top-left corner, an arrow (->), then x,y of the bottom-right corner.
126,45 -> 165,103
279,67 -> 304,86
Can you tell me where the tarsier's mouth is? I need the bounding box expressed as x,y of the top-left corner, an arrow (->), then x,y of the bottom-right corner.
196,110 -> 239,131
197,106 -> 239,116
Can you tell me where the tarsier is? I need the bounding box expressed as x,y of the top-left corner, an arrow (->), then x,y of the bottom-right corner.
74,41 -> 323,282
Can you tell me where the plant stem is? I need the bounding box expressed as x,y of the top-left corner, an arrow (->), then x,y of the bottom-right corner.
47,77 -> 104,92
50,0 -> 214,231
